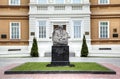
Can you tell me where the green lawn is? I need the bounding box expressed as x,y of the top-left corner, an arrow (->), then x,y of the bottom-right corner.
11,62 -> 111,71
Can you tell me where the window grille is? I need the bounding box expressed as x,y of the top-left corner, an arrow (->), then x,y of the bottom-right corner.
10,22 -> 20,39
99,21 -> 109,38
73,21 -> 81,38
38,21 -> 46,38
9,0 -> 20,5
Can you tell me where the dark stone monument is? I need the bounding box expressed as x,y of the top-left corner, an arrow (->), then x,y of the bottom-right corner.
47,25 -> 74,67
51,46 -> 70,66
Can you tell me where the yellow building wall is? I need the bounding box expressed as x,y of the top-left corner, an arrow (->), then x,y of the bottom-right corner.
0,19 -> 29,46
0,7 -> 28,15
91,0 -> 120,45
91,7 -> 120,14
0,0 -> 29,46
91,18 -> 120,45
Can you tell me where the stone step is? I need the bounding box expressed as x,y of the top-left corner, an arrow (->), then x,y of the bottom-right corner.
0,50 -> 30,57
89,50 -> 120,57
0,54 -> 30,57
45,52 -> 75,57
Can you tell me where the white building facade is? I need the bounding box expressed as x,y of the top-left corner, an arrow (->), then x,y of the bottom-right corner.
29,0 -> 91,57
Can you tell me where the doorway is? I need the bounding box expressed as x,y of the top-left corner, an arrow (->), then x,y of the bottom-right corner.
54,25 -> 66,30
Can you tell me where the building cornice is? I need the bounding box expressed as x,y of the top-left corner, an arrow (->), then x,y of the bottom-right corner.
29,3 -> 90,6
0,40 -> 28,42
29,14 -> 90,18
91,39 -> 120,42
0,15 -> 29,20
91,4 -> 120,8
0,5 -> 29,8
0,40 -> 29,45
91,14 -> 120,18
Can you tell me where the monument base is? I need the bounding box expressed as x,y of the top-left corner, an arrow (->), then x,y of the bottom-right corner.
47,46 -> 74,67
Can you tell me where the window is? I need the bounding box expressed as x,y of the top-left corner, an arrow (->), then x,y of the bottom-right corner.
99,21 -> 109,38
55,0 -> 64,4
9,0 -> 20,5
72,0 -> 82,3
10,22 -> 20,39
38,21 -> 46,38
99,0 -> 109,4
37,0 -> 47,4
73,21 -> 81,38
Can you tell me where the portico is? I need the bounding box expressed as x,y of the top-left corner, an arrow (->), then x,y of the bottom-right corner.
29,0 -> 91,57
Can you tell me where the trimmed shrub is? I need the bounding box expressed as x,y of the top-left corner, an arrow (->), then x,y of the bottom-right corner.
81,35 -> 89,57
30,37 -> 39,57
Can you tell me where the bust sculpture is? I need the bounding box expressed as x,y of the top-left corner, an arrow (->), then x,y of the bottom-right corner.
52,25 -> 69,46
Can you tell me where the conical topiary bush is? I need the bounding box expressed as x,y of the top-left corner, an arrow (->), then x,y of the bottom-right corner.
30,37 -> 39,57
81,35 -> 89,57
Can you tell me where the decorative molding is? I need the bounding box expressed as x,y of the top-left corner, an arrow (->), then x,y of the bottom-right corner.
0,40 -> 28,42
29,3 -> 90,6
0,15 -> 28,20
0,5 -> 29,8
91,4 -> 120,8
91,39 -> 120,42
0,40 -> 29,45
29,14 -> 91,18
91,14 -> 120,18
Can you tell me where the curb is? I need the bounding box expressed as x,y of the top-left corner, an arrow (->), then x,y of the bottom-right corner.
5,70 -> 116,74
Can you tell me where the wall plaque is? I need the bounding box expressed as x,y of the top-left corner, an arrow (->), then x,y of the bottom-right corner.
85,32 -> 89,35
1,34 -> 7,39
31,32 -> 35,36
113,34 -> 118,38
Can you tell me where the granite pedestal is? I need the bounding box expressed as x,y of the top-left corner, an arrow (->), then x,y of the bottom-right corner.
47,46 -> 74,67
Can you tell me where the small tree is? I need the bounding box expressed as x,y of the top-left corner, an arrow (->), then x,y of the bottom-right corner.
30,37 -> 39,57
81,35 -> 89,57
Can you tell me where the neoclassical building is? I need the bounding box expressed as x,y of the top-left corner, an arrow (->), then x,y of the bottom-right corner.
0,0 -> 120,57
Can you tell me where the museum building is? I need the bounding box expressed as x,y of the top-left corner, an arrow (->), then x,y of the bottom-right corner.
0,0 -> 120,57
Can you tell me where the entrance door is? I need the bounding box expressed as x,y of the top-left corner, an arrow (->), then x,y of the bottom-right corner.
54,25 -> 66,30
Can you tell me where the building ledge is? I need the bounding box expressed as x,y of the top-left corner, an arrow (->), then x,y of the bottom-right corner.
29,3 -> 90,6
91,14 -> 120,18
0,5 -> 29,8
91,39 -> 120,42
91,4 -> 120,8
0,15 -> 29,19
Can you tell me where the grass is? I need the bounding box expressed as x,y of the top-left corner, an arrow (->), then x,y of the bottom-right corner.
11,62 -> 111,71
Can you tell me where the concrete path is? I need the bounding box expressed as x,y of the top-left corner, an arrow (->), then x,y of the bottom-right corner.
0,57 -> 120,68
0,57 -> 120,79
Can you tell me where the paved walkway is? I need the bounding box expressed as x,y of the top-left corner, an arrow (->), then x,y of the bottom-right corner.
0,57 -> 120,79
